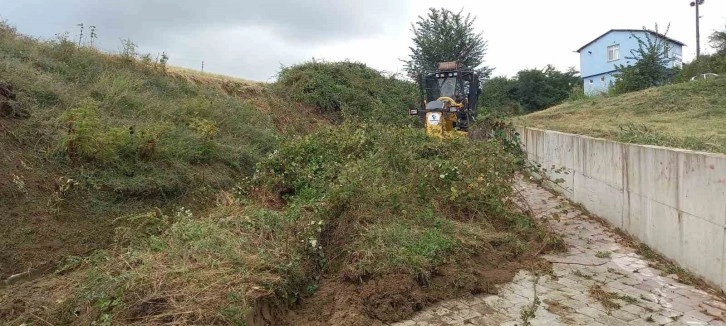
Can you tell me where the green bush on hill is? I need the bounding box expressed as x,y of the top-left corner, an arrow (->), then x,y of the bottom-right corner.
274,61 -> 419,125
478,66 -> 580,115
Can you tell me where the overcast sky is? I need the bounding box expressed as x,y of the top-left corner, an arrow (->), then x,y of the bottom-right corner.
3,0 -> 725,81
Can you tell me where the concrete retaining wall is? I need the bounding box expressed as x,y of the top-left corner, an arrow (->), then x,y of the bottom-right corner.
518,127 -> 726,290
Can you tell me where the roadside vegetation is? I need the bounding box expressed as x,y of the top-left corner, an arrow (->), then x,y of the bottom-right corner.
676,24 -> 726,82
478,66 -> 581,115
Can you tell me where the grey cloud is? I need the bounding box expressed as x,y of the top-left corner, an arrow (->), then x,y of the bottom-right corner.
33,0 -> 409,45
2,0 -> 415,81
157,27 -> 313,81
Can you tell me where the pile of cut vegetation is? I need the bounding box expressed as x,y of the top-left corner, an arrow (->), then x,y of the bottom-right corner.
2,123 -> 554,325
515,77 -> 726,154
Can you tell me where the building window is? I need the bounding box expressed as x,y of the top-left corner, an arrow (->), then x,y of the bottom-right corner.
589,79 -> 594,84
607,44 -> 620,61
601,76 -> 606,84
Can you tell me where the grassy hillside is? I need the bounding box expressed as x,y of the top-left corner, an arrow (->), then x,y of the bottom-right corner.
0,21 -> 327,279
514,77 -> 726,154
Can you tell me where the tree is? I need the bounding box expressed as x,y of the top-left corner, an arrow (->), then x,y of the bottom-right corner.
709,26 -> 726,56
404,8 -> 491,78
674,26 -> 726,81
612,24 -> 676,94
479,76 -> 520,115
513,65 -> 580,112
478,66 -> 579,114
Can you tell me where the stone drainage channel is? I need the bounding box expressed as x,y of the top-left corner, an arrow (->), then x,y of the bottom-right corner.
392,178 -> 726,326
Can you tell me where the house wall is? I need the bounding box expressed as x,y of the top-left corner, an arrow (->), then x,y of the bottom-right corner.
579,31 -> 683,95
518,127 -> 726,291
583,72 -> 616,95
580,31 -> 639,78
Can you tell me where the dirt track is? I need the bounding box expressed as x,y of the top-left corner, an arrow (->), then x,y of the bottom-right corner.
392,178 -> 726,325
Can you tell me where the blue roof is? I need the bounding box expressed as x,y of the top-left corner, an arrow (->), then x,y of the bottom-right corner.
576,29 -> 686,53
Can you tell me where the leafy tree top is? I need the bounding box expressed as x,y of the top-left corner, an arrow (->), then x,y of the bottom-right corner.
710,26 -> 726,56
404,8 -> 491,78
612,24 -> 677,94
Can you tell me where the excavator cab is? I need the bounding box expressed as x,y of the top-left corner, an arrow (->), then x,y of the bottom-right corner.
409,61 -> 480,139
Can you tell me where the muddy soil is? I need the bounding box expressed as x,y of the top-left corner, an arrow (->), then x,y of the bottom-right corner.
0,269 -> 80,324
284,247 -> 550,325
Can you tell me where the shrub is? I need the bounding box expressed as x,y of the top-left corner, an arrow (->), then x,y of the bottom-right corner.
274,61 -> 418,125
568,84 -> 587,101
62,99 -> 123,163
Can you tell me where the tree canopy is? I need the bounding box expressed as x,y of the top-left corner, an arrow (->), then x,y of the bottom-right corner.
514,66 -> 580,112
479,65 -> 580,114
709,26 -> 726,56
676,26 -> 726,81
404,8 -> 491,77
612,25 -> 676,94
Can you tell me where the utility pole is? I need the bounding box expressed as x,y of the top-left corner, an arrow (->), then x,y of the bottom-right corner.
690,0 -> 705,59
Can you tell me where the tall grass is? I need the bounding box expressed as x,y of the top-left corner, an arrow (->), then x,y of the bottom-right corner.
0,21 -> 280,197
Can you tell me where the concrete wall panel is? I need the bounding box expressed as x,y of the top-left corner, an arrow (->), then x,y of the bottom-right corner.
678,151 -> 726,227
633,193 -> 682,263
574,172 -> 624,228
574,136 -> 624,189
542,131 -> 576,198
522,128 -> 544,163
680,212 -> 724,284
626,145 -> 680,209
518,127 -> 726,291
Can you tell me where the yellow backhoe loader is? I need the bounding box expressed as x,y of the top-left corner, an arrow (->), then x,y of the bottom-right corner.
409,61 -> 480,139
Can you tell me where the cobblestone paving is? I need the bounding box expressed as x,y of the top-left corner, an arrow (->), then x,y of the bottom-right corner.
392,179 -> 726,325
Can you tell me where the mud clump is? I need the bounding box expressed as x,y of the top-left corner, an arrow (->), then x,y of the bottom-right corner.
130,297 -> 169,321
0,82 -> 29,119
284,248 -> 548,326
